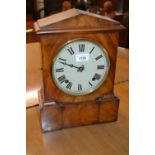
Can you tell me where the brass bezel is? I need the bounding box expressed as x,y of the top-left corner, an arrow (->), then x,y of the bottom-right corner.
51,38 -> 110,96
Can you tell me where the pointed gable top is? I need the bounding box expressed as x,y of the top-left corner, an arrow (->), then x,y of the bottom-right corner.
34,8 -> 125,34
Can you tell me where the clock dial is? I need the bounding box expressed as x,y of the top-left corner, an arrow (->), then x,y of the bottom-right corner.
52,39 -> 110,95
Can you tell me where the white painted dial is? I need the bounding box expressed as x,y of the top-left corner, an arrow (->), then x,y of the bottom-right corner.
52,39 -> 110,96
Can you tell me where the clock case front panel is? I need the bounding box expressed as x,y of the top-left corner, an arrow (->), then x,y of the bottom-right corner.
34,9 -> 125,132
40,32 -> 118,103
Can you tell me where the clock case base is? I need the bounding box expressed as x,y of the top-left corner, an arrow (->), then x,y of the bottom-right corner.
39,92 -> 119,132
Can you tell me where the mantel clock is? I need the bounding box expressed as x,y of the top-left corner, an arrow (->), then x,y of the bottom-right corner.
34,9 -> 125,132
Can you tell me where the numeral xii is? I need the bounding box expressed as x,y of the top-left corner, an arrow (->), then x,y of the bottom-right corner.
79,44 -> 85,52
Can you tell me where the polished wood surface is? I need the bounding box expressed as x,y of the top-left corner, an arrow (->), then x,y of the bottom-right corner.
40,95 -> 119,132
26,45 -> 128,154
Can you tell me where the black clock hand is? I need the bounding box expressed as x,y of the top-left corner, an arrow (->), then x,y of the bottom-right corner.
58,61 -> 79,69
58,61 -> 84,72
68,64 -> 79,69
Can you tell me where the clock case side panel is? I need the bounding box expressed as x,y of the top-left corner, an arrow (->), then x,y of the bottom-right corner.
39,31 -> 119,103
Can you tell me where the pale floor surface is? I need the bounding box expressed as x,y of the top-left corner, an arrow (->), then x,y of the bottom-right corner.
26,43 -> 129,155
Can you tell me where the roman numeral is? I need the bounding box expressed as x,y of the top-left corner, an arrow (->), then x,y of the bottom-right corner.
97,65 -> 105,69
58,58 -> 66,61
56,68 -> 64,72
92,73 -> 101,81
67,47 -> 75,55
66,82 -> 72,89
58,75 -> 66,83
88,81 -> 93,87
79,44 -> 85,52
95,55 -> 103,61
89,47 -> 95,54
78,84 -> 82,91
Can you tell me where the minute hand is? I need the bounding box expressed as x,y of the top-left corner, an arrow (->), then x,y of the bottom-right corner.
58,61 -> 79,69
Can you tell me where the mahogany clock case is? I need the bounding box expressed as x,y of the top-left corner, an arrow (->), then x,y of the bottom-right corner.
34,9 -> 125,132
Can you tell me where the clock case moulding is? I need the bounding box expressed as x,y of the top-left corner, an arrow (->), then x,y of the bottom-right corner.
34,8 -> 125,132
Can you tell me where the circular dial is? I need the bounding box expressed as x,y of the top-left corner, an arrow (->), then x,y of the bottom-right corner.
52,39 -> 110,96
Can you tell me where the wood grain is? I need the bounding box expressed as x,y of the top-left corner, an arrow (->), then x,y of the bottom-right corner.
40,95 -> 119,132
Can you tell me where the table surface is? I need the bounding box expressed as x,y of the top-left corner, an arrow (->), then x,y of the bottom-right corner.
26,44 -> 129,155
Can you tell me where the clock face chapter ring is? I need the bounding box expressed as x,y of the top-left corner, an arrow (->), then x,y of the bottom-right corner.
51,38 -> 110,96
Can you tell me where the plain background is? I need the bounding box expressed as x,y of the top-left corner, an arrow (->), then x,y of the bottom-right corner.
0,0 -> 155,154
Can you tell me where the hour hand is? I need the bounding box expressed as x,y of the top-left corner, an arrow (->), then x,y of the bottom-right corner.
58,61 -> 75,68
58,61 -> 83,71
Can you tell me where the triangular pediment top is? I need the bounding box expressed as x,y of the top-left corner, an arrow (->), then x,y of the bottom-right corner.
37,8 -> 119,28
34,8 -> 125,33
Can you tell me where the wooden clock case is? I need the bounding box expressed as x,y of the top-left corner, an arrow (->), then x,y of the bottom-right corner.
34,9 -> 125,132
